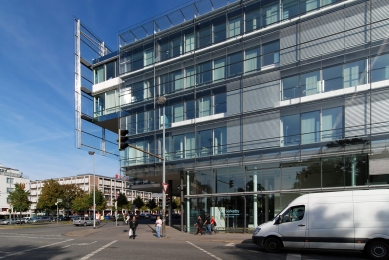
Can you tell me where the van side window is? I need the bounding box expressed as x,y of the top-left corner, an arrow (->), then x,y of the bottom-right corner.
281,205 -> 305,223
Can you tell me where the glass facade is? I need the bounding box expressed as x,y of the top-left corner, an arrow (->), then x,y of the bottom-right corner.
77,0 -> 389,233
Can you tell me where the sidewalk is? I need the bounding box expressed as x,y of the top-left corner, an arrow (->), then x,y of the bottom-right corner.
64,222 -> 253,244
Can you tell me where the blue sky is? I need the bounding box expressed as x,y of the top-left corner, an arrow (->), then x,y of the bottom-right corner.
0,0 -> 191,181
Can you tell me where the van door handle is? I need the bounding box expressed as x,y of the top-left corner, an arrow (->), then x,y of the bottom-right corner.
298,224 -> 305,227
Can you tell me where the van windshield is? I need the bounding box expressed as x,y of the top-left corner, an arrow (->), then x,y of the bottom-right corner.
272,205 -> 289,221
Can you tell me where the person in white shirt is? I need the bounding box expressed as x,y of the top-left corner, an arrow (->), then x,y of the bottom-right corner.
155,216 -> 162,238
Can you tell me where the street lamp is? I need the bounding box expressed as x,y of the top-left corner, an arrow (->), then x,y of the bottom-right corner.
156,96 -> 166,237
88,151 -> 96,229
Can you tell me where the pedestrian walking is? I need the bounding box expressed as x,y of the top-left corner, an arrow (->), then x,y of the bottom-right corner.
129,216 -> 138,239
211,216 -> 217,234
204,213 -> 212,235
155,216 -> 162,238
194,215 -> 203,235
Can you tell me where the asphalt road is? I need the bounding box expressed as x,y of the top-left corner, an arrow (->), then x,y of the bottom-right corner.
0,220 -> 368,260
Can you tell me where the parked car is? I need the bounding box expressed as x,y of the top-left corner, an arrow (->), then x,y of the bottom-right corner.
29,216 -> 43,223
172,213 -> 181,219
72,217 -> 100,226
21,217 -> 30,223
59,216 -> 71,221
0,219 -> 16,225
41,216 -> 52,222
150,214 -> 161,220
139,213 -> 146,218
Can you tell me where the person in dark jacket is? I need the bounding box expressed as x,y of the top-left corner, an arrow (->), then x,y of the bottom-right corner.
194,215 -> 203,235
129,216 -> 138,239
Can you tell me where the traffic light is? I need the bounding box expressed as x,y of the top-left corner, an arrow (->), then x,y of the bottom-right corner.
166,195 -> 170,208
118,129 -> 129,151
229,180 -> 234,188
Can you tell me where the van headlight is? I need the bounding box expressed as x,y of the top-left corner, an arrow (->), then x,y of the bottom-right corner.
253,227 -> 261,235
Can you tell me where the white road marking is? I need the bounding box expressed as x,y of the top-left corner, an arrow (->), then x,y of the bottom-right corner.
80,240 -> 117,260
286,253 -> 301,260
61,241 -> 97,248
225,243 -> 235,247
186,241 -> 223,260
1,235 -> 64,240
0,239 -> 74,259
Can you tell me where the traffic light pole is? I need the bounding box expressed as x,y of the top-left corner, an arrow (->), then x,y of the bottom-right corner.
162,105 -> 166,238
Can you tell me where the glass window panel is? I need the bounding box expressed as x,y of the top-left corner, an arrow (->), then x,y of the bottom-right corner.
281,114 -> 300,146
172,70 -> 183,92
131,115 -> 137,134
246,9 -> 260,32
322,157 -> 344,187
186,100 -> 195,120
261,168 -> 281,191
214,92 -> 227,114
299,161 -> 321,189
228,16 -> 241,37
213,19 -> 226,43
132,51 -> 143,71
282,0 -> 299,20
160,73 -> 172,95
132,82 -> 144,102
173,103 -> 184,123
282,75 -> 299,100
106,61 -> 116,80
245,47 -> 260,73
137,112 -> 145,133
300,71 -> 321,97
371,54 -> 389,82
281,167 -> 300,190
197,96 -> 211,118
227,52 -> 243,77
323,65 -> 343,92
322,107 -> 343,142
214,57 -> 226,81
197,129 -> 213,157
144,48 -> 154,66
144,79 -> 154,100
301,111 -> 320,144
160,41 -> 170,61
262,4 -> 279,26
196,61 -> 212,85
147,110 -> 154,132
300,0 -> 319,13
185,133 -> 195,158
105,90 -> 117,114
214,127 -> 227,155
171,37 -> 182,57
94,65 -> 104,84
173,135 -> 184,159
185,33 -> 195,52
322,0 -> 337,6
186,67 -> 195,88
262,40 -> 280,66
197,25 -> 212,49
343,60 -> 366,88
345,154 -> 368,186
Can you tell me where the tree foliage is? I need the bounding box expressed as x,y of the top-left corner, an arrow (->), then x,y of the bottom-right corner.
71,194 -> 90,213
8,183 -> 31,223
86,188 -> 107,212
62,184 -> 85,213
133,196 -> 144,209
146,199 -> 157,210
116,192 -> 128,210
36,179 -> 63,214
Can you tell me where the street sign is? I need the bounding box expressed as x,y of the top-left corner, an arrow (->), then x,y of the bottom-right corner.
162,183 -> 169,193
57,199 -> 63,203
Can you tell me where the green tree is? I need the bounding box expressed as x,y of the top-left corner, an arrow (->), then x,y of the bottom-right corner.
36,179 -> 63,216
146,199 -> 157,211
116,192 -> 128,211
72,194 -> 90,213
87,188 -> 107,212
124,201 -> 133,213
8,183 -> 31,224
62,184 -> 85,215
133,196 -> 144,209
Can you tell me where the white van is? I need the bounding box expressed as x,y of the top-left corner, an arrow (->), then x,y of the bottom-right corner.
252,189 -> 389,259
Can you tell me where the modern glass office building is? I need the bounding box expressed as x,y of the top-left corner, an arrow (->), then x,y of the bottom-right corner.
75,0 -> 389,233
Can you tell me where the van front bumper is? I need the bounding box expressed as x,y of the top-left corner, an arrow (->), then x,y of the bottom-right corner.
252,236 -> 265,247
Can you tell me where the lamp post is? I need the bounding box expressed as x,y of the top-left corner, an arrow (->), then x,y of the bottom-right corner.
88,151 -> 96,229
156,96 -> 166,237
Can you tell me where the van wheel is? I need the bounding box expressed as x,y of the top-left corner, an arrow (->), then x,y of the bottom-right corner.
366,240 -> 389,259
84,222 -> 87,226
264,237 -> 282,253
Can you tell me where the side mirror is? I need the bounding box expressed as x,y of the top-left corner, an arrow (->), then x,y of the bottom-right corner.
274,216 -> 282,225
